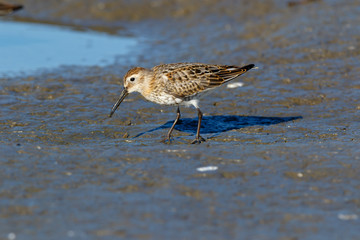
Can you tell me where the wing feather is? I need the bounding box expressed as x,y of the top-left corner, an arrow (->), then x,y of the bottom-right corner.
156,63 -> 255,98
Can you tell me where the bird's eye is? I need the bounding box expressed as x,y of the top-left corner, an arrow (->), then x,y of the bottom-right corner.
130,77 -> 135,82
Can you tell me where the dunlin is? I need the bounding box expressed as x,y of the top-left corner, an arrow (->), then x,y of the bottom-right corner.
0,2 -> 23,15
109,62 -> 255,144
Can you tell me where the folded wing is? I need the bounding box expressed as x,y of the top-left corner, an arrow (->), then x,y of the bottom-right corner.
160,63 -> 255,98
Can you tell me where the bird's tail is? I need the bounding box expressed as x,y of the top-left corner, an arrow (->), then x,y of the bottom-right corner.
218,64 -> 255,83
238,64 -> 255,73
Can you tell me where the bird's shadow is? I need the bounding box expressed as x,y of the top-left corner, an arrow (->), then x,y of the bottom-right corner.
134,115 -> 302,138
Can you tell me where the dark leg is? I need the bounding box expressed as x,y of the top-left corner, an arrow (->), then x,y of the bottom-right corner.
162,106 -> 181,142
191,108 -> 206,144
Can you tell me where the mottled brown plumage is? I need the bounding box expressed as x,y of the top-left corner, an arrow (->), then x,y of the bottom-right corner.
110,62 -> 255,144
153,63 -> 253,98
0,2 -> 23,15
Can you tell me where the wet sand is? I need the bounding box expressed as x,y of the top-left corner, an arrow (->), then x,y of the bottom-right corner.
1,0 -> 360,239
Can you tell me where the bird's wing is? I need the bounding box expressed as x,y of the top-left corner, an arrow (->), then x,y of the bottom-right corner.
152,62 -> 202,72
157,63 -> 255,98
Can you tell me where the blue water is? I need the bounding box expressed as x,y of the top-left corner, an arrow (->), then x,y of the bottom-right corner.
0,21 -> 137,75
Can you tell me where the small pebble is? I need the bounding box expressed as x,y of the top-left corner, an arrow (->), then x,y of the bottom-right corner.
8,233 -> 16,240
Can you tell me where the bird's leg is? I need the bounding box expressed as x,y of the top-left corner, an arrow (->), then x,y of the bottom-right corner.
191,108 -> 206,144
162,106 -> 181,143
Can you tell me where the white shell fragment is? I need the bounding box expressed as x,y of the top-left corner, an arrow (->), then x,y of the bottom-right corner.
227,82 -> 244,88
337,213 -> 358,221
196,166 -> 218,172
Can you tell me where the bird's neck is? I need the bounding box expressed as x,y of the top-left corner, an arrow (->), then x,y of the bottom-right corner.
139,71 -> 155,96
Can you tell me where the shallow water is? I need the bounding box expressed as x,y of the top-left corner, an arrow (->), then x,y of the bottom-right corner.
0,21 -> 136,76
1,0 -> 360,239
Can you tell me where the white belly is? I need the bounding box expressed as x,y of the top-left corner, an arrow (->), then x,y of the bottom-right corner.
145,92 -> 179,105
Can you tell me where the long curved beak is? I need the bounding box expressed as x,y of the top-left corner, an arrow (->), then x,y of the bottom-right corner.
109,88 -> 129,118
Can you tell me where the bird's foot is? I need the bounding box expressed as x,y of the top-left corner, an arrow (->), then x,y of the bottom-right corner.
191,136 -> 206,144
161,135 -> 173,144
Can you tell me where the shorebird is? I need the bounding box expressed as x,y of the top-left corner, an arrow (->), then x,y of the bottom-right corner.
0,2 -> 23,16
109,62 -> 255,144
